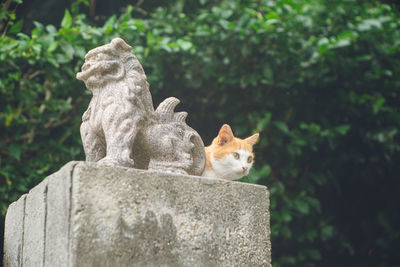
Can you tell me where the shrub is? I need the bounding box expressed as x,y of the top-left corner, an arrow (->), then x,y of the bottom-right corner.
1,0 -> 399,266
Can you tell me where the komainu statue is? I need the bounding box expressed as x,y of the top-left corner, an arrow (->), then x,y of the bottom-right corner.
76,38 -> 205,176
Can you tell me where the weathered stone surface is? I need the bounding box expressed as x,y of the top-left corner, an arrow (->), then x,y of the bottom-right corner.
4,161 -> 271,267
77,38 -> 205,175
3,194 -> 26,267
22,179 -> 47,267
45,161 -> 79,267
70,162 -> 271,266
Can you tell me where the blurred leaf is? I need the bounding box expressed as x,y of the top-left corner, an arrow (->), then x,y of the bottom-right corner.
8,144 -> 22,161
294,199 -> 309,214
61,9 -> 72,29
358,19 -> 382,31
321,225 -> 335,241
59,41 -> 74,59
46,24 -> 57,34
335,125 -> 351,135
275,121 -> 290,134
9,19 -> 24,34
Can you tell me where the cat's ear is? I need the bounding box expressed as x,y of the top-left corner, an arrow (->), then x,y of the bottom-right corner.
245,133 -> 259,146
218,124 -> 234,145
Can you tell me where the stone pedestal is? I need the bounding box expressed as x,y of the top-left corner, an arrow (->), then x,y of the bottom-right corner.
3,162 -> 271,267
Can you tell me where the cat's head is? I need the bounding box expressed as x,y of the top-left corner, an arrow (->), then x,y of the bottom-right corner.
208,124 -> 259,180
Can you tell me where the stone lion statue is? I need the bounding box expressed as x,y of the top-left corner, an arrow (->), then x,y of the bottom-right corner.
77,38 -> 205,176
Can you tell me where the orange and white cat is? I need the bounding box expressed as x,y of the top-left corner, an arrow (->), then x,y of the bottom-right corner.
202,124 -> 259,180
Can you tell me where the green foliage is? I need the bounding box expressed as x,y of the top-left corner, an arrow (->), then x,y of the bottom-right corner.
1,0 -> 400,266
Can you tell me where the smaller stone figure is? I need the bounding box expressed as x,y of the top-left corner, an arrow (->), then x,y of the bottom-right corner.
202,124 -> 259,180
143,97 -> 205,175
77,38 -> 205,176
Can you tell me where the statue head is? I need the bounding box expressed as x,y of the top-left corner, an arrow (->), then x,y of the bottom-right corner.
76,38 -> 146,91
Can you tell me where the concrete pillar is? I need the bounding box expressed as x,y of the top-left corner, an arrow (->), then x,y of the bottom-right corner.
3,162 -> 271,267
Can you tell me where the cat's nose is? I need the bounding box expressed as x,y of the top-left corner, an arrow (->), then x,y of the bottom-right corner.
242,167 -> 248,172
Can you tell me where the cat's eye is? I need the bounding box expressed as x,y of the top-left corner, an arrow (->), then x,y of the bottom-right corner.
233,152 -> 240,159
247,156 -> 253,163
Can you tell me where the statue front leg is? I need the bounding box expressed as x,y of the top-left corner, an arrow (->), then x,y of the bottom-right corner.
80,120 -> 106,162
99,104 -> 142,167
